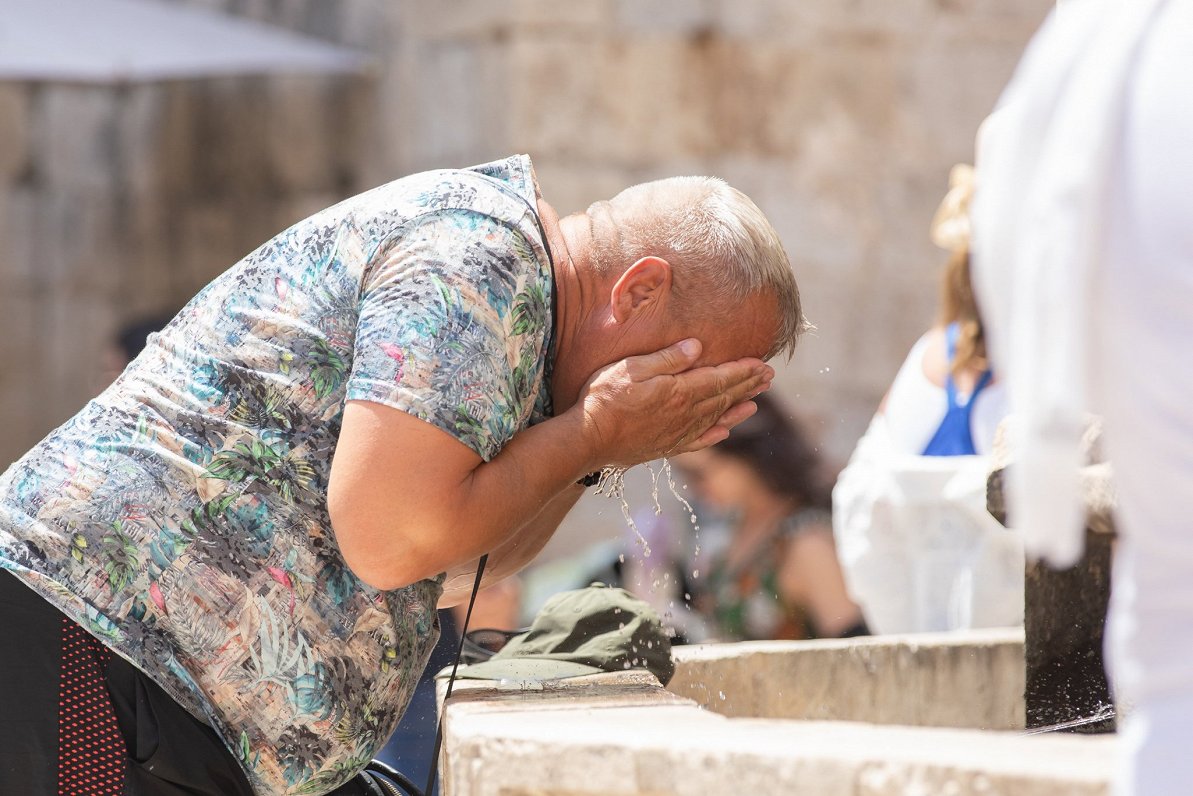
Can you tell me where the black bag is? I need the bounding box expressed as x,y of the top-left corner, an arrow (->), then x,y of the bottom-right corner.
329,556 -> 493,796
332,760 -> 423,796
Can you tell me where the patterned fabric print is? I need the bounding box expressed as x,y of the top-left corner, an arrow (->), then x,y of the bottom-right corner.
58,617 -> 126,796
0,155 -> 554,795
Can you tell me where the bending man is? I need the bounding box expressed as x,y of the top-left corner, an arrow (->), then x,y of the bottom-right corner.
0,154 -> 803,795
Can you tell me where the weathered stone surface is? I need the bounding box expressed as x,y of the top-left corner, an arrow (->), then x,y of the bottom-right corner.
396,40 -> 513,170
668,629 -> 1025,730
440,665 -> 1113,796
33,86 -> 121,191
613,0 -> 716,35
987,417 -> 1117,734
0,0 -> 1057,481
0,84 -> 31,183
265,75 -> 339,193
708,0 -> 937,43
514,0 -> 614,34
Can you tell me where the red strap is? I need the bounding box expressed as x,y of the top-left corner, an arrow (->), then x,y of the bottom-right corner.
57,617 -> 126,795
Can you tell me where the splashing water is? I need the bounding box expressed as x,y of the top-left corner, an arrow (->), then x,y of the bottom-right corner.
593,466 -> 651,558
595,458 -> 704,560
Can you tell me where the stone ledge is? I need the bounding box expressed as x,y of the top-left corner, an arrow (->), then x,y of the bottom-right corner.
668,628 -> 1025,729
439,669 -> 1113,796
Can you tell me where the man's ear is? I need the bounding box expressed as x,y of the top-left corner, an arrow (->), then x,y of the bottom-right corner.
610,257 -> 672,323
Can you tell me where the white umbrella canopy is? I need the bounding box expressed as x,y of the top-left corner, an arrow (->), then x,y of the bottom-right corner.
0,0 -> 371,83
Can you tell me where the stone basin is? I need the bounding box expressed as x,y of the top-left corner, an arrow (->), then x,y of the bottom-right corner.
437,629 -> 1118,795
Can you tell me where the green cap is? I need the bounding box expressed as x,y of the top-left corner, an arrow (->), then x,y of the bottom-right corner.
450,583 -> 675,685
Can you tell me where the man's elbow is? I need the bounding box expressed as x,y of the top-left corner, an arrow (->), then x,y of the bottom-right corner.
330,515 -> 439,592
343,554 -> 419,592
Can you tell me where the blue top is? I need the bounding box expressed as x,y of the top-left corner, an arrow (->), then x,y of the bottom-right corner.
921,323 -> 993,456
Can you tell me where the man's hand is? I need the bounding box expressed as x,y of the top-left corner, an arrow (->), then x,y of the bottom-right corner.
328,338 -> 771,592
572,338 -> 774,470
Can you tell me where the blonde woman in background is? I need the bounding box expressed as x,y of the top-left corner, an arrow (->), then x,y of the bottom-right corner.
832,164 -> 1021,635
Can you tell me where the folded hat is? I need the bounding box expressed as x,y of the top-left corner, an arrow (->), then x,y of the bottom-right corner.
447,583 -> 675,685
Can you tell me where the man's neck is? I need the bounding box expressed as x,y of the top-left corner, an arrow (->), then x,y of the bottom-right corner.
536,198 -> 591,413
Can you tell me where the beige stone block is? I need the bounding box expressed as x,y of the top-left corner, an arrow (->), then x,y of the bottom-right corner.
0,286 -> 39,466
513,0 -> 614,33
177,203 -> 242,296
526,158 -> 638,217
668,630 -> 1026,730
399,0 -> 514,41
151,83 -> 200,196
397,40 -> 513,169
907,41 -> 1025,162
613,0 -> 715,35
34,85 -> 121,191
927,0 -> 1052,42
0,187 -> 37,291
188,77 -> 270,199
442,678 -> 1113,795
272,191 -> 344,233
709,0 -> 936,44
0,84 -> 31,182
265,75 -> 341,193
339,0 -> 395,49
35,292 -> 119,435
115,83 -> 169,197
21,189 -> 122,296
510,37 -> 722,166
118,190 -> 184,317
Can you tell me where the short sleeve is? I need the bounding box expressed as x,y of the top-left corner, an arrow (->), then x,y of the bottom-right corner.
346,207 -> 552,461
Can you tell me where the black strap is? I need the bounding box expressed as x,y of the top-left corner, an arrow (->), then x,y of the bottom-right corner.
423,554 -> 488,796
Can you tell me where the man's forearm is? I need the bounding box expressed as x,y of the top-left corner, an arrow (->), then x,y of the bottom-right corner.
439,483 -> 584,607
331,402 -> 598,591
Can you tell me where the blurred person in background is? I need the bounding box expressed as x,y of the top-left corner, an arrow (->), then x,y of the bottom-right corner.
100,313 -> 179,387
872,164 -> 1007,459
0,154 -> 800,795
833,163 -> 1022,635
674,393 -> 867,641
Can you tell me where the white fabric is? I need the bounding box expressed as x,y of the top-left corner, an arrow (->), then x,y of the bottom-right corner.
971,0 -> 1167,569
832,414 -> 1024,635
883,333 -> 1007,457
974,1 -> 1193,793
0,0 -> 369,83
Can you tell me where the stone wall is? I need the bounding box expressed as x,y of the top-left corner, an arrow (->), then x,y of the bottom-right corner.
385,0 -> 1053,466
0,0 -> 1052,479
0,15 -> 376,466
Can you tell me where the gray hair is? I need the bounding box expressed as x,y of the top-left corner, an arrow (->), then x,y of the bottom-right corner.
592,176 -> 809,360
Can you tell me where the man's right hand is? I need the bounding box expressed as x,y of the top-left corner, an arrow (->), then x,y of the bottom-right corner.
571,338 -> 774,472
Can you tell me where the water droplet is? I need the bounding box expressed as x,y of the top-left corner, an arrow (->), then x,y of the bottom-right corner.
618,553 -> 625,564
692,569 -> 700,579
718,691 -> 726,701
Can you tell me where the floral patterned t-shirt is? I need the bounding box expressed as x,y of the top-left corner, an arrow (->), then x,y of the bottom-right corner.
0,155 -> 555,795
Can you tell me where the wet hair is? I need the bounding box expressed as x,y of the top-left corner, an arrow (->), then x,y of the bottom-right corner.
589,176 -> 811,361
712,392 -> 833,511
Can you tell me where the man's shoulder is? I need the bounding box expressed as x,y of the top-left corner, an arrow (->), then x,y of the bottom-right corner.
353,155 -> 539,228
